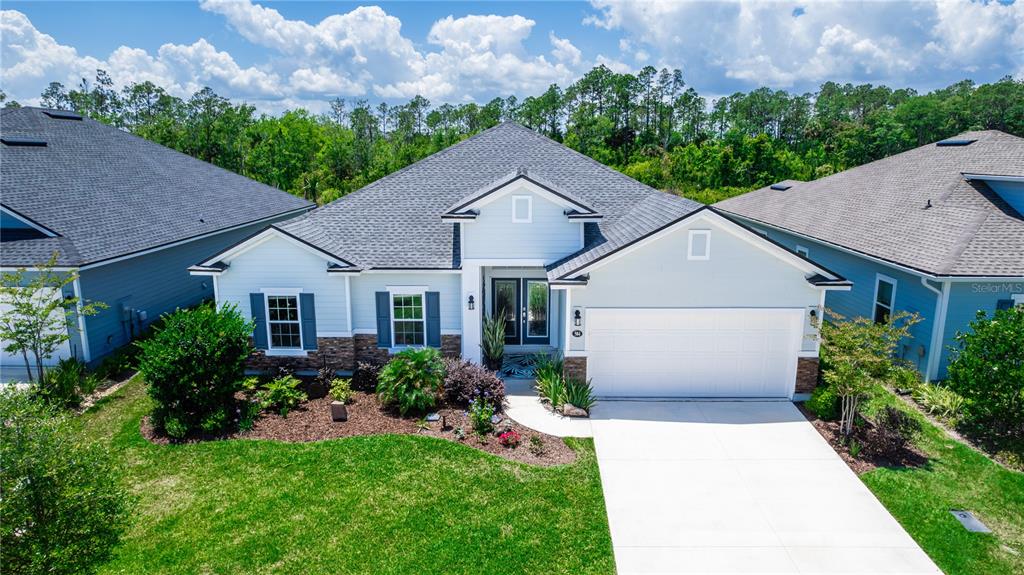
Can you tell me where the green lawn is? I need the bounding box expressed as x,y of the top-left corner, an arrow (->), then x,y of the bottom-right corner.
79,378 -> 614,575
857,386 -> 1024,575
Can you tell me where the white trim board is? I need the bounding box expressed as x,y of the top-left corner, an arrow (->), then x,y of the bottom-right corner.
197,226 -> 351,269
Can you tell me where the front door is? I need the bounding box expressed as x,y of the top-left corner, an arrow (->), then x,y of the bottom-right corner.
491,278 -> 549,345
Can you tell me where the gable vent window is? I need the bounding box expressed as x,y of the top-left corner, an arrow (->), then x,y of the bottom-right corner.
512,195 -> 532,223
687,229 -> 711,260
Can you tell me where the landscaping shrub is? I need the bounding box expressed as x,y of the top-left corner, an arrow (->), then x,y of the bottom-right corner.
888,365 -> 921,394
499,428 -> 521,448
136,303 -> 252,437
352,360 -> 382,392
481,314 -> 505,371
442,358 -> 505,410
564,377 -> 596,411
534,353 -> 566,408
947,307 -> 1024,440
469,396 -> 495,435
256,374 -> 306,416
377,347 -> 444,416
38,357 -> 99,409
912,382 -> 965,422
330,378 -> 353,404
0,388 -> 130,575
806,383 -> 841,421
869,406 -> 921,459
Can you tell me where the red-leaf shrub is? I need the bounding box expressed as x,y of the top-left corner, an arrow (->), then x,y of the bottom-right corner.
442,358 -> 505,410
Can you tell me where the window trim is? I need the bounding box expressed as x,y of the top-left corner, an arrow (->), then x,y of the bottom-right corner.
262,289 -> 304,355
687,229 -> 711,260
872,274 -> 898,323
511,195 -> 533,223
388,287 -> 427,349
795,245 -> 809,258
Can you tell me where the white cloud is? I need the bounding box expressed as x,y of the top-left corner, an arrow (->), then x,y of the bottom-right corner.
587,0 -> 1023,90
550,32 -> 582,66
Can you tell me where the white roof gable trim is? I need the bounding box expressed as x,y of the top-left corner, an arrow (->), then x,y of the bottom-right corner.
190,226 -> 357,275
443,171 -> 599,217
556,207 -> 848,287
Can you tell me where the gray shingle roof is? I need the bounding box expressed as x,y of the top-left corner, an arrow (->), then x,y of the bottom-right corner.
715,130 -> 1024,277
1,107 -> 313,267
276,122 -> 702,275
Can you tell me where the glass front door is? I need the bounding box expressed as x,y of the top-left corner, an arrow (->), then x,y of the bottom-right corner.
493,279 -> 519,345
491,278 -> 549,345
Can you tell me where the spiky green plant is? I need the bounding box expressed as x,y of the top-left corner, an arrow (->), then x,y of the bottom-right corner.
481,313 -> 506,371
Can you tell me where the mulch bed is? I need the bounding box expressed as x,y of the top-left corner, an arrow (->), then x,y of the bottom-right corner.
141,391 -> 577,467
797,404 -> 928,474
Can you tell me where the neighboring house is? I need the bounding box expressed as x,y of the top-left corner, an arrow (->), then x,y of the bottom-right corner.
717,130 -> 1024,382
0,107 -> 314,380
192,123 -> 850,399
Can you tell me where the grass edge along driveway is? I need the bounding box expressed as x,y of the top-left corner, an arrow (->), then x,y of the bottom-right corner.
78,378 -> 614,575
857,386 -> 1024,575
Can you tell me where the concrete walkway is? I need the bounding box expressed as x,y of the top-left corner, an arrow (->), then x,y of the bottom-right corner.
503,379 -> 593,437
591,401 -> 941,575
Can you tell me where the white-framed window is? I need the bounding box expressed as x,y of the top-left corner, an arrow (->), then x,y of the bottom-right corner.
687,229 -> 711,260
795,245 -> 809,258
873,274 -> 897,324
512,195 -> 533,223
390,289 -> 426,347
266,294 -> 302,349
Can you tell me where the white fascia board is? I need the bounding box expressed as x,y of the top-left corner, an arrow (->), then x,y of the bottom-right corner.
202,227 -> 350,269
0,205 -> 58,237
78,206 -> 311,271
457,177 -> 594,214
461,258 -> 548,267
962,173 -> 1024,183
565,209 -> 836,281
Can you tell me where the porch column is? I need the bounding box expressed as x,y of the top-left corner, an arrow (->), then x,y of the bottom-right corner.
461,263 -> 482,364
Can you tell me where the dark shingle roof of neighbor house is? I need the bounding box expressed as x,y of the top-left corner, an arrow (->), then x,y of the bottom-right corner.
277,122 -> 703,278
0,107 -> 313,267
716,130 -> 1024,277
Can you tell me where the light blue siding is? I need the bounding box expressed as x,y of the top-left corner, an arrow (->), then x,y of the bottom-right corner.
216,234 -> 349,334
79,219 -> 295,363
986,180 -> 1024,215
570,215 -> 823,353
350,273 -> 461,332
939,280 -> 1024,379
462,183 -> 582,262
758,226 -> 939,374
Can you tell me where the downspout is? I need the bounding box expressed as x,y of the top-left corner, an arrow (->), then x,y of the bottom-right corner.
919,277 -> 950,382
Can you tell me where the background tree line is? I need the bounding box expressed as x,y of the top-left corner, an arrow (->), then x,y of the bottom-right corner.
4,65 -> 1023,204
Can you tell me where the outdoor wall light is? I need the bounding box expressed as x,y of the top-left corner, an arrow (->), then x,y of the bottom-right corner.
574,309 -> 582,326
809,309 -> 817,318
467,295 -> 475,311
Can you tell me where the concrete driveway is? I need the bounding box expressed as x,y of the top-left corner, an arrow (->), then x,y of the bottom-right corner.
590,401 -> 941,574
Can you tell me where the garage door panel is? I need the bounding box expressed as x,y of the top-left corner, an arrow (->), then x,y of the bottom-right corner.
587,308 -> 802,398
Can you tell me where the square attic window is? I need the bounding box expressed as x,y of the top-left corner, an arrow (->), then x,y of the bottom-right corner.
1,136 -> 47,147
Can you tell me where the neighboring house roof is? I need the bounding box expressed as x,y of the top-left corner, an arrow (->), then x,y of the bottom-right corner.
0,107 -> 313,268
274,122 -> 703,273
715,130 -> 1024,277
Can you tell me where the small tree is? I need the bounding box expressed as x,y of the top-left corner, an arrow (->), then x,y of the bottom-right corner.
947,306 -> 1024,440
0,388 -> 130,575
820,310 -> 919,436
136,303 -> 253,438
0,255 -> 105,385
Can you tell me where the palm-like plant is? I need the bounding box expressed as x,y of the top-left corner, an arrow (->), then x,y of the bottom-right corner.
481,312 -> 506,371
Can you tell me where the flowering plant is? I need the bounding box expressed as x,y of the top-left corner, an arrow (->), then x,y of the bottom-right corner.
498,429 -> 521,448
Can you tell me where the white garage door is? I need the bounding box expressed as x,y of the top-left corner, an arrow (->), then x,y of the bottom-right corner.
586,308 -> 804,398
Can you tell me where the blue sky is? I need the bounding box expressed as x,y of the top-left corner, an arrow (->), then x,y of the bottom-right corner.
3,1 -> 1022,113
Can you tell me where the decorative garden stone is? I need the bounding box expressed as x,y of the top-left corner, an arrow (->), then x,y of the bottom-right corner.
562,404 -> 588,418
330,401 -> 348,422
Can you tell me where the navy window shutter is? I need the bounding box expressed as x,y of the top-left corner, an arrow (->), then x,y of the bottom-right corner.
375,291 -> 391,348
249,293 -> 268,349
426,291 -> 441,348
299,293 -> 317,350
996,299 -> 1014,311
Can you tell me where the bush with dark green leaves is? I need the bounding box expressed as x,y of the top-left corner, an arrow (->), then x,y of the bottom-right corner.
377,347 -> 444,416
806,383 -> 841,421
0,389 -> 130,575
256,374 -> 306,416
947,306 -> 1024,440
136,303 -> 252,438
